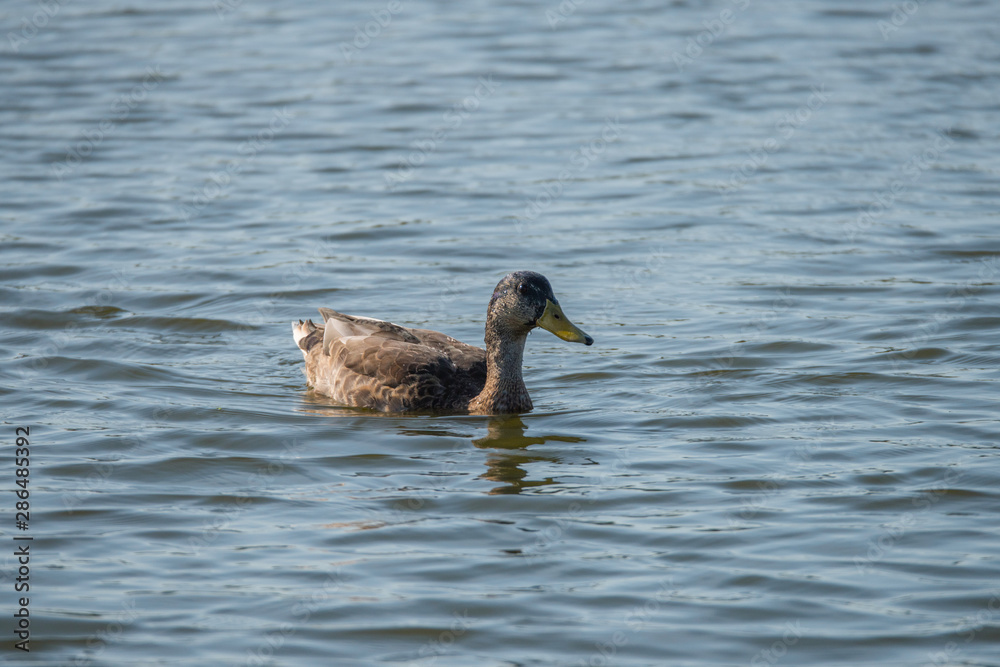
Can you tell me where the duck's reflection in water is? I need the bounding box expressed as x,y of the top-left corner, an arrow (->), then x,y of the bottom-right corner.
296,401 -> 585,496
473,416 -> 585,495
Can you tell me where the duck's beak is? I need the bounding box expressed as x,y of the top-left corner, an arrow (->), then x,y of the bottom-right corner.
536,299 -> 594,346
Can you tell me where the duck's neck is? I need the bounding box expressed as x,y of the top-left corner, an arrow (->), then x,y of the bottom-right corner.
470,329 -> 532,414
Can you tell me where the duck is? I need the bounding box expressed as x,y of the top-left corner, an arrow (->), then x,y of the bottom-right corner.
291,271 -> 593,414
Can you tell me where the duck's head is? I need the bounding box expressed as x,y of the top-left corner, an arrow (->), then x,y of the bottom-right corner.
487,271 -> 594,346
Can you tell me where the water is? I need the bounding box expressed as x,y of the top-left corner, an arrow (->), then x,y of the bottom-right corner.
2,0 -> 999,665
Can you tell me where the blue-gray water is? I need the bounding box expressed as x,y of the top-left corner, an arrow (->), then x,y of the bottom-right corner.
3,1 -> 1000,665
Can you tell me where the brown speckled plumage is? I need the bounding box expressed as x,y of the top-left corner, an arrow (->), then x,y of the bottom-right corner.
292,272 -> 593,414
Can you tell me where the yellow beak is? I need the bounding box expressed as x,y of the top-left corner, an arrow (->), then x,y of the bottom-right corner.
536,299 -> 594,346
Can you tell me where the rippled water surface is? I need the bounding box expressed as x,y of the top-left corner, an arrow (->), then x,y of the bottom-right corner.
3,1 -> 1000,665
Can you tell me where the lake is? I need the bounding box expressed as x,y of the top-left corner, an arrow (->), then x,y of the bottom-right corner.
2,0 -> 999,665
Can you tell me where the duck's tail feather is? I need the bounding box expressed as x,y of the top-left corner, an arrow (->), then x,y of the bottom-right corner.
292,319 -> 323,352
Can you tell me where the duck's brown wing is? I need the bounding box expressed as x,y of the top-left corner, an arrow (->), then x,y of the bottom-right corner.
296,310 -> 486,412
407,327 -> 488,379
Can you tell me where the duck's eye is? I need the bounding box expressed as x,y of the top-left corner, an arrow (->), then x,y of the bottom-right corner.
517,283 -> 529,295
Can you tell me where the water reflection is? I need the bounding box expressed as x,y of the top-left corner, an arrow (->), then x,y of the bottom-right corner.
473,416 -> 585,495
298,401 -> 586,494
